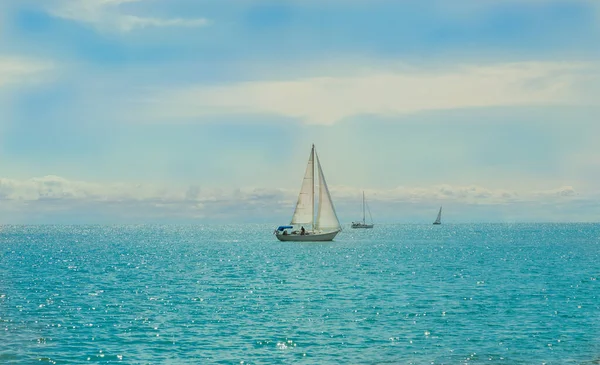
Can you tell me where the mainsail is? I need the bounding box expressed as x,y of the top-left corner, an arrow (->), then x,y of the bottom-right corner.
290,146 -> 314,228
434,206 -> 442,224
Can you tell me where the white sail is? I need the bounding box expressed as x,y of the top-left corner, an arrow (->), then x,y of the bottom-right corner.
434,206 -> 442,224
290,146 -> 314,227
315,151 -> 341,232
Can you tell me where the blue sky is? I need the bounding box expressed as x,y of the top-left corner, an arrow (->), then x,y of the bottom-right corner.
0,0 -> 599,224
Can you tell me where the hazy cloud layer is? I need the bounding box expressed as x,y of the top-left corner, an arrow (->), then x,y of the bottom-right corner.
0,176 -> 585,224
0,57 -> 53,88
142,62 -> 599,125
49,0 -> 209,32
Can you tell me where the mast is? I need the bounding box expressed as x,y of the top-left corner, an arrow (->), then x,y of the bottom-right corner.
311,144 -> 315,232
362,191 -> 365,224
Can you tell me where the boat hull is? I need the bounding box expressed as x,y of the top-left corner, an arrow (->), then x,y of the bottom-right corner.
351,223 -> 374,229
276,230 -> 340,242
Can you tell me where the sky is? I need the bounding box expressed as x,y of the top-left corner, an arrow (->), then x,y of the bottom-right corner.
0,0 -> 599,224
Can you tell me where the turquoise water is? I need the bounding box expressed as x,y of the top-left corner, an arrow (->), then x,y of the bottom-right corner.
1,224 -> 599,364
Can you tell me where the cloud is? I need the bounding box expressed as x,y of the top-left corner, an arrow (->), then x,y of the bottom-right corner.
0,175 -> 294,223
50,0 -> 210,32
140,61 -> 600,125
0,176 -> 577,204
533,186 -> 577,198
0,57 -> 53,88
0,176 -> 586,223
331,184 -> 579,205
116,16 -> 209,31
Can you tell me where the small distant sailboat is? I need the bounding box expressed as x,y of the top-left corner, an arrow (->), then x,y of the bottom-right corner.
433,206 -> 442,225
274,144 -> 342,242
351,191 -> 374,229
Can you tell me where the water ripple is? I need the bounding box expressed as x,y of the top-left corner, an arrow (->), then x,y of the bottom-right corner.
0,223 -> 599,364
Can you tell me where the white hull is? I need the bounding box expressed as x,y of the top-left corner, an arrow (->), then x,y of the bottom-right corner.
276,230 -> 340,242
351,223 -> 374,229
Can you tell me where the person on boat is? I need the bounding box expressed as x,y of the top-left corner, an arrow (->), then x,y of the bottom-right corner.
283,230 -> 288,235
300,226 -> 305,235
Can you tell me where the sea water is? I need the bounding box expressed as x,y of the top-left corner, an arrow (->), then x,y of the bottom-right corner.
1,224 -> 599,364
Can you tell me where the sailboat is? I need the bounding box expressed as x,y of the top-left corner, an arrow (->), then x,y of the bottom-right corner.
433,206 -> 442,225
274,144 -> 342,242
351,191 -> 374,229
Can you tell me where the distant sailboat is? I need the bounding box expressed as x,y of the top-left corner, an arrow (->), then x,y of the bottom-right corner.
274,144 -> 342,242
433,206 -> 442,225
351,191 -> 374,229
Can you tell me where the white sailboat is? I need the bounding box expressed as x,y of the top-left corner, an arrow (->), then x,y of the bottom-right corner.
274,144 -> 342,242
433,206 -> 442,225
351,191 -> 374,229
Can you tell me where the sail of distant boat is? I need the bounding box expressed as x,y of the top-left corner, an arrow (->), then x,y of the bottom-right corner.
351,191 -> 374,229
274,144 -> 341,241
433,206 -> 442,225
